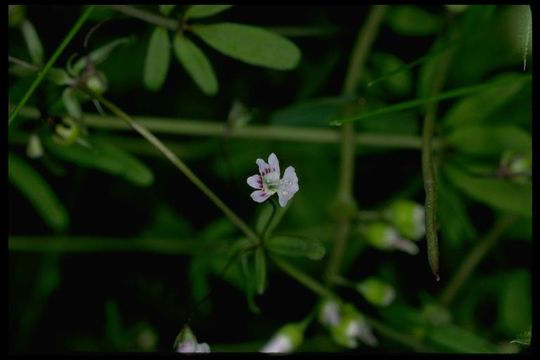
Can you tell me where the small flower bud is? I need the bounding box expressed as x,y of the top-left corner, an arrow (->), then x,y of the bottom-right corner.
174,325 -> 211,353
26,133 -> 44,159
384,200 -> 425,241
356,277 -> 395,307
331,304 -> 378,348
364,221 -> 419,255
85,71 -> 108,95
260,322 -> 304,353
52,117 -> 79,146
318,299 -> 341,328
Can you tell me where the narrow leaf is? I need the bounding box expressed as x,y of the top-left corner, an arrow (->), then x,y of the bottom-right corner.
267,235 -> 326,260
184,5 -> 233,20
386,6 -> 442,36
62,87 -> 82,119
192,23 -> 301,70
8,152 -> 68,230
240,251 -> 260,314
20,19 -> 44,65
143,26 -> 171,91
173,33 -> 218,95
254,247 -> 267,295
159,5 -> 176,16
72,37 -> 133,75
43,136 -> 154,186
443,162 -> 531,217
427,324 -> 498,353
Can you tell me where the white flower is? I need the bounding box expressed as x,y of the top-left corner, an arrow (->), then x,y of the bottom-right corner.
247,153 -> 299,207
174,326 -> 211,353
344,318 -> 378,347
320,300 -> 341,327
260,334 -> 294,353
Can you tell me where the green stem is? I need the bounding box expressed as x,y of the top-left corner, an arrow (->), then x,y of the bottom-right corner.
90,92 -> 260,245
13,107 -> 443,149
439,213 -> 519,307
325,5 -> 388,285
106,5 -> 177,30
8,6 -> 95,126
261,198 -> 278,241
422,47 -> 453,281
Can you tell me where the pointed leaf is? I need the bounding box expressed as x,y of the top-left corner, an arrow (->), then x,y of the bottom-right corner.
192,23 -> 301,70
20,19 -> 44,65
8,152 -> 68,230
184,5 -> 232,20
62,87 -> 82,119
254,247 -> 267,295
144,26 -> 171,91
72,37 -> 133,75
173,33 -> 218,95
267,235 -> 325,260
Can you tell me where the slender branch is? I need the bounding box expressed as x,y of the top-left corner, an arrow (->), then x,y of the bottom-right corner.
8,6 -> 95,126
439,213 -> 519,307
105,5 -> 177,30
13,107 -> 442,149
89,92 -> 260,245
422,47 -> 453,281
325,5 -> 388,285
8,55 -> 40,70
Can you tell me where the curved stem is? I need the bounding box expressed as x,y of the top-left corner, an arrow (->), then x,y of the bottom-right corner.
90,92 -> 260,245
8,6 -> 95,126
106,5 -> 177,30
261,198 -> 277,241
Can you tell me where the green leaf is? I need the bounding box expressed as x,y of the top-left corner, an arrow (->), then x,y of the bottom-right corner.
386,6 -> 442,36
369,52 -> 412,97
240,251 -> 260,314
47,67 -> 73,86
443,162 -> 531,217
8,152 -> 68,231
443,73 -> 531,130
44,136 -> 154,186
254,247 -> 267,295
511,330 -> 531,346
20,19 -> 44,65
497,270 -> 531,336
270,96 -> 349,127
266,235 -> 326,260
105,300 -> 126,350
192,23 -> 301,70
173,33 -> 218,95
184,5 -> 233,20
72,36 -> 133,75
159,5 -> 176,16
427,324 -> 498,353
143,26 -> 171,91
62,87 -> 82,119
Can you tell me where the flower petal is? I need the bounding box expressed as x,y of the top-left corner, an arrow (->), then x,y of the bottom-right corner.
247,174 -> 263,189
251,190 -> 272,203
277,166 -> 299,207
256,158 -> 269,176
268,153 -> 280,178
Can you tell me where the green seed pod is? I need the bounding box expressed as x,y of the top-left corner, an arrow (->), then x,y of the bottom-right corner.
356,277 -> 395,307
52,117 -> 79,146
331,304 -> 378,348
384,200 -> 425,241
26,133 -> 44,159
279,323 -> 304,349
362,221 -> 419,255
85,71 -> 108,95
9,5 -> 26,28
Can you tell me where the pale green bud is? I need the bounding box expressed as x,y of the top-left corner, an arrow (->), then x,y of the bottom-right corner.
52,117 -> 79,146
384,200 -> 425,241
85,71 -> 108,94
363,221 -> 419,255
260,322 -> 305,353
26,133 -> 44,159
356,277 -> 395,307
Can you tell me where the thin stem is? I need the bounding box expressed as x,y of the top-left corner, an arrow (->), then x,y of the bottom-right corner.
14,107 -> 443,149
261,198 -> 278,241
422,47 -> 453,282
8,55 -> 40,70
439,213 -> 519,307
8,6 -> 95,126
90,92 -> 260,245
105,5 -> 177,30
325,5 -> 388,285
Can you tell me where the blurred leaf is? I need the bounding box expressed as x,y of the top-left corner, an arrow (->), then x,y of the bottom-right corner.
173,33 -> 218,95
8,152 -> 68,231
497,270 -> 531,336
438,175 -> 477,247
240,250 -> 260,314
443,73 -> 531,130
443,162 -> 531,217
20,19 -> 44,65
44,136 -> 154,186
270,96 -> 349,127
143,26 -> 171,91
139,204 -> 192,238
47,67 -> 73,86
446,125 -> 531,157
72,36 -> 133,75
159,5 -> 176,16
254,247 -> 267,295
510,330 -> 531,346
369,52 -> 412,97
267,235 -> 325,260
62,87 -> 82,119
85,5 -> 114,21
105,300 -> 126,350
184,5 -> 233,20
189,257 -> 212,316
427,324 -> 498,353
201,217 -> 237,241
192,23 -> 301,70
386,6 -> 442,36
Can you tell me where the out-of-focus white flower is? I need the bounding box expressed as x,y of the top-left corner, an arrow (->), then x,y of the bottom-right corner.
364,221 -> 419,255
356,277 -> 396,307
247,153 -> 299,207
319,300 -> 341,327
260,323 -> 304,353
384,200 -> 425,241
174,325 -> 211,353
331,304 -> 378,348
